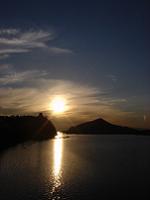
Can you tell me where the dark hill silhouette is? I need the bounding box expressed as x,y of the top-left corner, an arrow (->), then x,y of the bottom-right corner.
0,113 -> 56,150
65,118 -> 149,135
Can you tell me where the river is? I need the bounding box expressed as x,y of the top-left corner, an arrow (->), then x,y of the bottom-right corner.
0,133 -> 150,199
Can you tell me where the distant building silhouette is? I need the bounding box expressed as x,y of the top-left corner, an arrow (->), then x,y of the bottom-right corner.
38,112 -> 44,118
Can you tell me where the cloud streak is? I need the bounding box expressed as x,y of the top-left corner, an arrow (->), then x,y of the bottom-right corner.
0,28 -> 72,58
0,69 -> 47,85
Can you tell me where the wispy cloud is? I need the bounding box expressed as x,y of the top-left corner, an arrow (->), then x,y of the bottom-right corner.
0,28 -> 19,35
0,28 -> 72,58
0,54 -> 9,60
0,64 -> 12,71
0,48 -> 29,54
48,47 -> 73,54
106,74 -> 117,82
0,69 -> 47,85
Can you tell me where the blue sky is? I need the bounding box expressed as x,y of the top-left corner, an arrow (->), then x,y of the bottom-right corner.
0,0 -> 149,129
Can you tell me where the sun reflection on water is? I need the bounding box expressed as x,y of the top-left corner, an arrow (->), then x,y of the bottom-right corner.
52,132 -> 63,193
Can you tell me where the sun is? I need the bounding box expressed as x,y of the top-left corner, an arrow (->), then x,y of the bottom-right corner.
50,96 -> 67,114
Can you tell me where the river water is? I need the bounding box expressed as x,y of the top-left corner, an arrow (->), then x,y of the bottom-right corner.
0,133 -> 150,199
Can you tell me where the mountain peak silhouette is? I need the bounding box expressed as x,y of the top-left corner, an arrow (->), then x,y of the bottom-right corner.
89,118 -> 112,126
66,118 -> 140,135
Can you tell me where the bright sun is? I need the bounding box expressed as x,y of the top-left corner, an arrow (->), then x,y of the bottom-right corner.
50,96 -> 67,114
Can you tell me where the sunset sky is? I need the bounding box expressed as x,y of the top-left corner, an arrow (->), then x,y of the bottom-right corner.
0,0 -> 149,129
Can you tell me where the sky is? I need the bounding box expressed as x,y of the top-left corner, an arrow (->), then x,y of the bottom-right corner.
0,0 -> 150,129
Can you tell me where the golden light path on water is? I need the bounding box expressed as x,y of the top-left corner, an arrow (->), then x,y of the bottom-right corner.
52,131 -> 63,194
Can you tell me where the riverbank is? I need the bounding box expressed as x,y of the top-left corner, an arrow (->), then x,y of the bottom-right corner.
0,114 -> 57,150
